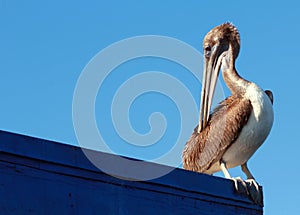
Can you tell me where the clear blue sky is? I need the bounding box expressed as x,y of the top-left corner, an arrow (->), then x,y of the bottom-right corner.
1,1 -> 299,214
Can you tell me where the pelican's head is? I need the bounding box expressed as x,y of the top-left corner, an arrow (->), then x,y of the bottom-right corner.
199,23 -> 241,132
203,22 -> 240,62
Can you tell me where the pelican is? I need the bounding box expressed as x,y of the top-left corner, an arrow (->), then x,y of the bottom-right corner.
182,23 -> 274,205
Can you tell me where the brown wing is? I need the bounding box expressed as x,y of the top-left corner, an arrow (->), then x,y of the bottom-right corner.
182,95 -> 252,172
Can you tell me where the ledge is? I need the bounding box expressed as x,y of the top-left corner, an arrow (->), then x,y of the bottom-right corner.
0,130 -> 262,214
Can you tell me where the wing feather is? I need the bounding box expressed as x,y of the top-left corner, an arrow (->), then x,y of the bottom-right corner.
182,95 -> 252,172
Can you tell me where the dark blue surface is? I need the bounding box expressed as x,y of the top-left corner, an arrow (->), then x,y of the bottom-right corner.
0,130 -> 263,214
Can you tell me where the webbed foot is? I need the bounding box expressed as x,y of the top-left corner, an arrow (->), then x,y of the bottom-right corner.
231,177 -> 248,195
245,179 -> 263,206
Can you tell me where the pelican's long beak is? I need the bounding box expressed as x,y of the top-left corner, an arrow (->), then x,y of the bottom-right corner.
198,49 -> 227,133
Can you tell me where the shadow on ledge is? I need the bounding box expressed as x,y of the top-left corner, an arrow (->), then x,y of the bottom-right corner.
0,130 -> 263,215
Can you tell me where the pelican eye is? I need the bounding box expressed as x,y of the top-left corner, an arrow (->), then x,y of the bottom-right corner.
204,46 -> 211,58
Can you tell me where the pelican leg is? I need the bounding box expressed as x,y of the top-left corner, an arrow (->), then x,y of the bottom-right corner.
220,160 -> 231,179
241,162 -> 254,179
241,163 -> 263,206
220,160 -> 248,194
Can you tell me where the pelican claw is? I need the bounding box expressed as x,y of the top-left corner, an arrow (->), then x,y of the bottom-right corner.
231,178 -> 263,206
245,179 -> 263,206
231,177 -> 248,195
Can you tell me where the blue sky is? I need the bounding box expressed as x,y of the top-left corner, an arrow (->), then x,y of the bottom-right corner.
1,1 -> 299,214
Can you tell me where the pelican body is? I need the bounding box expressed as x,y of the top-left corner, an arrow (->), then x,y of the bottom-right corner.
182,23 -> 274,184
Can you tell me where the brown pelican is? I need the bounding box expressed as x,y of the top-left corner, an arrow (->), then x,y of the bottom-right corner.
182,23 -> 274,205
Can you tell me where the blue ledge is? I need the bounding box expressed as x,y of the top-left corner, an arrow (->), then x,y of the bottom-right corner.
0,130 -> 263,214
